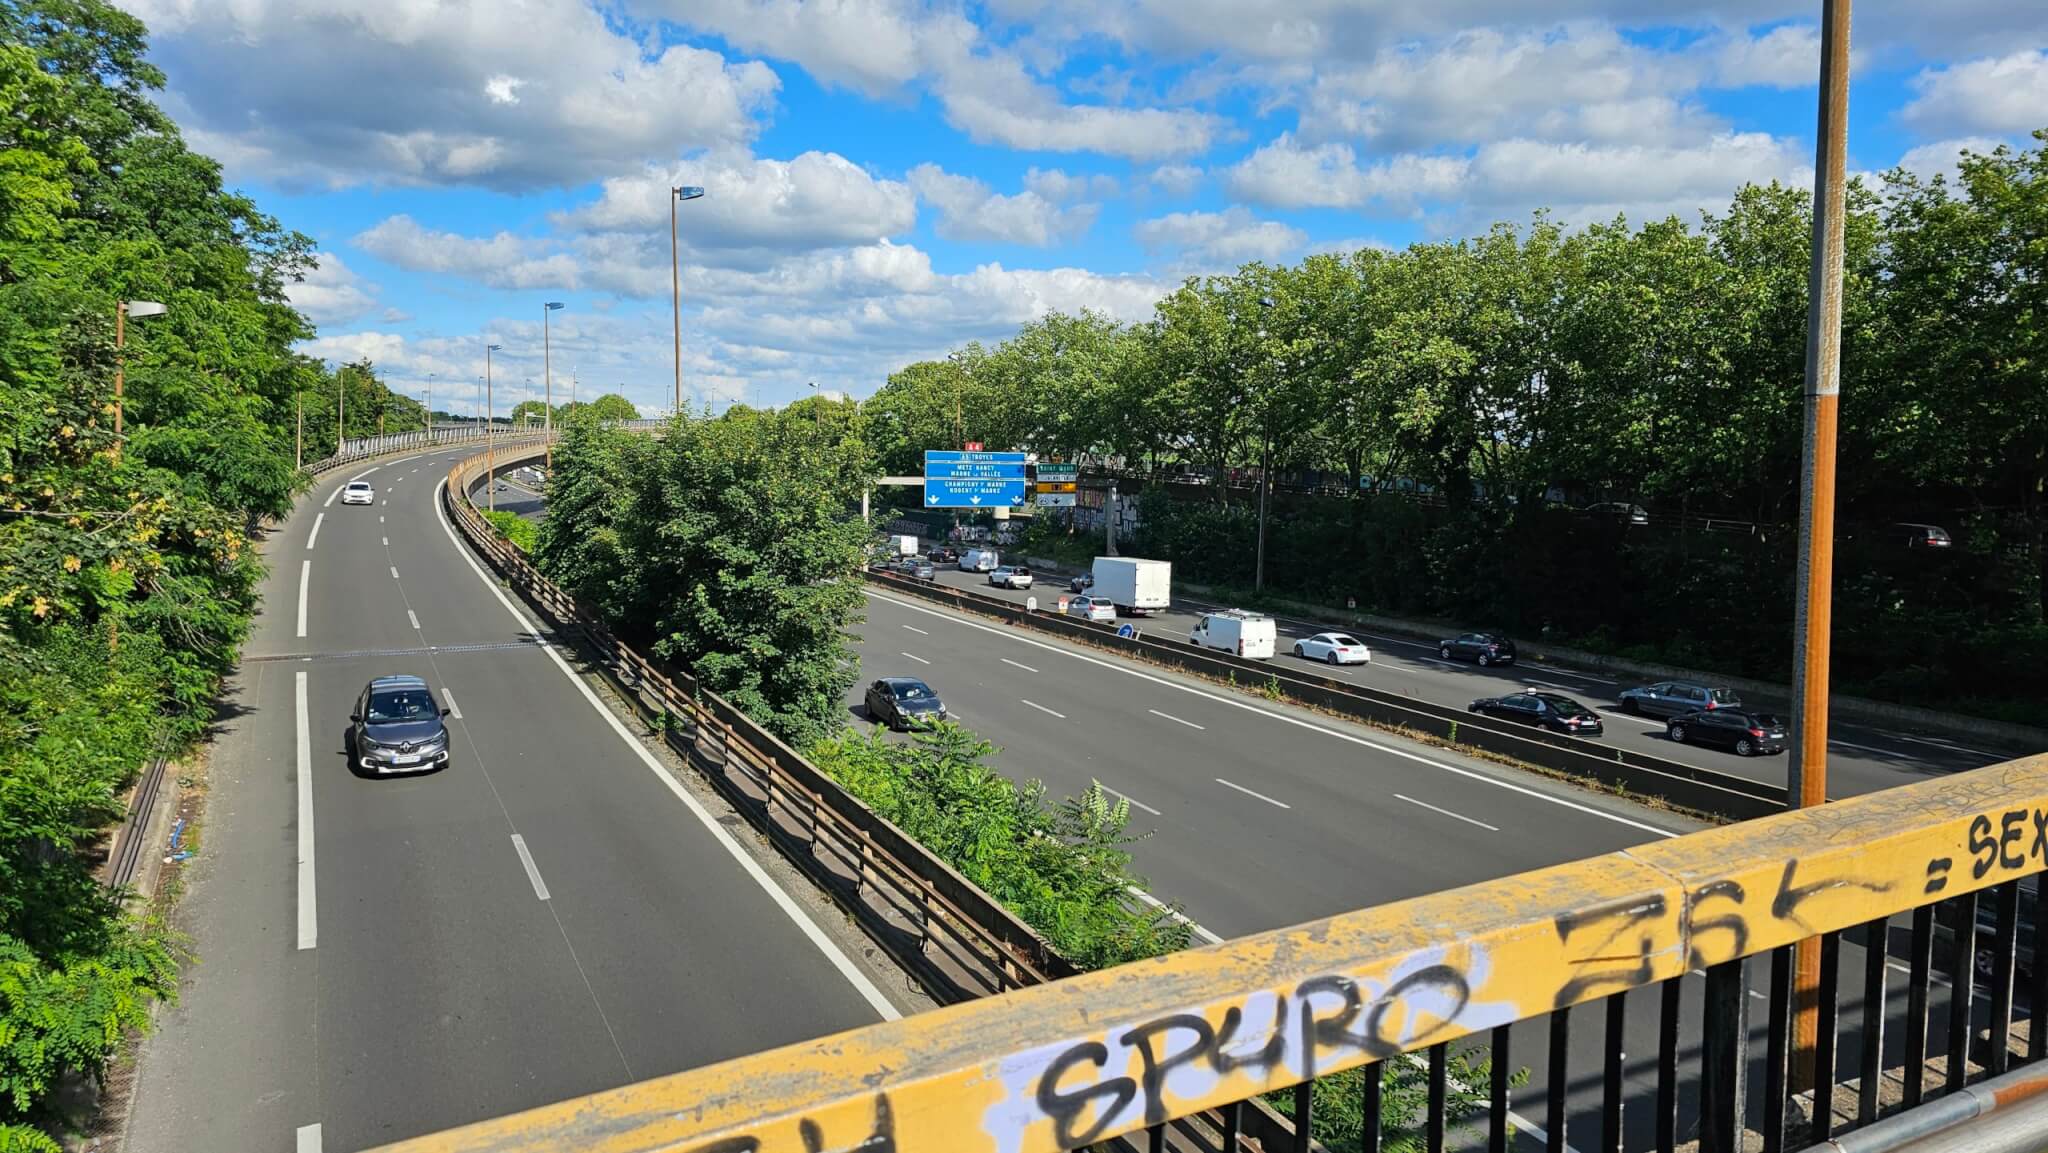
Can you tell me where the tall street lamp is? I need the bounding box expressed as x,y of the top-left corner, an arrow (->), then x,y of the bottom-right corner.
114,300 -> 167,465
671,185 -> 705,414
1255,294 -> 1276,593
425,372 -> 436,443
543,301 -> 565,468
485,343 -> 503,511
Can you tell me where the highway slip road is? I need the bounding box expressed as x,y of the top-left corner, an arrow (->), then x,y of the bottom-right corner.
853,585 -> 1985,1152
125,444 -> 898,1153
920,567 -> 2021,803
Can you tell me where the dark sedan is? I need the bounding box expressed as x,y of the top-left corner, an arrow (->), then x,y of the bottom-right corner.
864,677 -> 948,730
1069,572 -> 1094,593
1665,709 -> 1787,756
1438,631 -> 1517,666
1468,691 -> 1604,736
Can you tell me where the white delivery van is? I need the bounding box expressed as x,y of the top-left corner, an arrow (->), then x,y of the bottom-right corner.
960,548 -> 1000,573
892,534 -> 919,557
1190,610 -> 1277,659
1091,557 -> 1171,616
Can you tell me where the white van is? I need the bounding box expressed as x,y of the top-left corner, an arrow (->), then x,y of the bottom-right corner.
960,548 -> 1000,573
1190,610 -> 1277,659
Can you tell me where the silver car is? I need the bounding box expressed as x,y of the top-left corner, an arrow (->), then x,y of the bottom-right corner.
1618,681 -> 1741,718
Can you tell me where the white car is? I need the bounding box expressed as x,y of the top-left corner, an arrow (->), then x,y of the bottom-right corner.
1293,632 -> 1371,665
340,481 -> 374,505
988,565 -> 1034,590
1066,595 -> 1116,622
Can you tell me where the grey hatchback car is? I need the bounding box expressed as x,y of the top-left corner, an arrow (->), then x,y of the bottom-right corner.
1617,680 -> 1741,718
349,674 -> 451,775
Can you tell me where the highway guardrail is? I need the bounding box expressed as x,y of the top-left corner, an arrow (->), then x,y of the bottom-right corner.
864,570 -> 1787,821
446,450 -> 1077,1004
381,746 -> 2048,1153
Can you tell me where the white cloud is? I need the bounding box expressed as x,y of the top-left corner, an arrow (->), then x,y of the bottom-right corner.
1710,24 -> 1820,89
1903,51 -> 2048,137
354,215 -> 580,290
1895,136 -> 2011,183
286,251 -> 380,327
1024,166 -> 1120,200
1147,163 -> 1204,197
1134,207 -> 1307,266
125,0 -> 778,190
907,164 -> 1098,246
659,0 -> 974,96
1226,133 -> 1469,209
559,151 -> 917,253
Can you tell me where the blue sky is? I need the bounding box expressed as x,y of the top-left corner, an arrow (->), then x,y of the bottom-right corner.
121,1 -> 2048,417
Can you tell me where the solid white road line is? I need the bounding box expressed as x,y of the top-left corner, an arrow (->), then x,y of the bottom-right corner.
1021,698 -> 1066,719
295,672 -> 316,950
1830,738 -> 1900,756
1101,784 -> 1162,816
868,590 -> 1680,839
443,687 -> 462,719
1522,680 -> 1579,691
407,609 -> 420,630
1394,793 -> 1500,832
1421,656 -> 1459,667
901,624 -> 928,635
390,566 -> 400,579
1127,885 -> 1223,944
1001,658 -> 1039,673
306,512 -> 324,550
297,1123 -> 322,1152
296,560 -> 310,638
900,651 -> 930,665
435,479 -> 901,1021
1148,708 -> 1205,730
1216,777 -> 1291,809
1891,732 -> 1999,759
511,834 -> 551,900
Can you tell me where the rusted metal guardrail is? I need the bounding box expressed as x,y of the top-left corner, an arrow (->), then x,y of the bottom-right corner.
865,569 -> 1785,820
444,449 -> 1075,1003
384,747 -> 2048,1153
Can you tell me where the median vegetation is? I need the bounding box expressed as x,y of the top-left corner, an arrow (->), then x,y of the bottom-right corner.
0,3 -> 422,1142
480,509 -> 537,554
863,140 -> 2048,724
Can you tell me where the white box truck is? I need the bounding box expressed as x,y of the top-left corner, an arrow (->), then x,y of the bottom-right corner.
1091,557 -> 1171,616
1190,609 -> 1278,659
892,534 -> 919,557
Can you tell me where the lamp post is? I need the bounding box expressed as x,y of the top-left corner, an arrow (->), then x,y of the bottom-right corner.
543,301 -> 564,468
114,300 -> 167,465
486,343 -> 503,511
671,185 -> 706,414
425,372 -> 436,444
1255,294 -> 1276,593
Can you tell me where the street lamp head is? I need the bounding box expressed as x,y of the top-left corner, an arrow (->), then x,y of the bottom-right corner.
487,343 -> 503,352
674,185 -> 706,201
123,300 -> 168,319
545,301 -> 565,311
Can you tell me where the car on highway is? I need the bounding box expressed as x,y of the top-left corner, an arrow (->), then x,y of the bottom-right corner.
341,480 -> 374,505
989,565 -> 1033,589
1293,632 -> 1371,665
893,555 -> 927,575
1618,681 -> 1740,717
1665,708 -> 1786,756
960,548 -> 1000,573
909,560 -> 936,581
348,674 -> 451,775
1898,522 -> 1953,549
1438,632 -> 1516,666
1066,594 -> 1116,622
1468,691 -> 1604,736
1069,572 -> 1094,593
928,547 -> 958,565
1586,501 -> 1649,525
863,677 -> 948,730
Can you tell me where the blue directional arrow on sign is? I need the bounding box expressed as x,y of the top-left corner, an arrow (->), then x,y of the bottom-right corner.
924,450 -> 1029,507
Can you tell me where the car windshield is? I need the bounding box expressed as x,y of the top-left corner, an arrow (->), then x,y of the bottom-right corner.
1748,713 -> 1784,728
347,482 -> 370,490
1534,694 -> 1585,715
367,688 -> 434,722
892,682 -> 933,701
1332,635 -> 1362,647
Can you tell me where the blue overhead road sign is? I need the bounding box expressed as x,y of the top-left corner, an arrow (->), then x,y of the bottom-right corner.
924,450 -> 1029,507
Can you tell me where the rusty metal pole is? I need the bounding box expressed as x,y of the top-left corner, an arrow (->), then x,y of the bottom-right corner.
671,188 -> 682,414
1789,0 -> 1853,1098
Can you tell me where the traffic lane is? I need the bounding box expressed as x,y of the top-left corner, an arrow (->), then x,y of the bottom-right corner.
916,568 -> 1993,797
436,643 -> 887,1075
857,591 -> 1686,939
308,652 -> 632,1152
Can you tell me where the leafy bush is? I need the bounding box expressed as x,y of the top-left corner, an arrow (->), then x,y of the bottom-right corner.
480,508 -> 537,554
1268,1051 -> 1526,1153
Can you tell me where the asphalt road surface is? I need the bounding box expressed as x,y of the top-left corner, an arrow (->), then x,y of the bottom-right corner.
124,445 -> 895,1153
849,585 -> 1991,1151
909,563 -> 2021,802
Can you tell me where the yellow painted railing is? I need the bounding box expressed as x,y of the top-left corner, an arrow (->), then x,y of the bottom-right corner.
381,745 -> 2048,1153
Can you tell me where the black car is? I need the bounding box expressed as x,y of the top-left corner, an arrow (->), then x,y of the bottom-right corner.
1438,632 -> 1517,667
349,674 -> 451,775
1665,708 -> 1787,756
928,547 -> 958,565
864,677 -> 948,730
1069,573 -> 1094,593
1468,691 -> 1604,736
